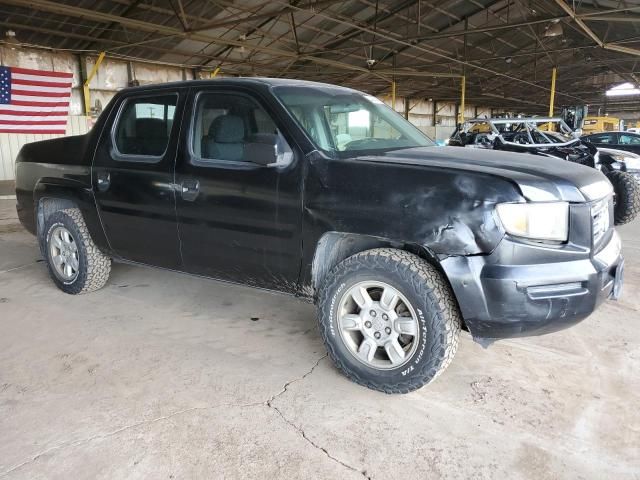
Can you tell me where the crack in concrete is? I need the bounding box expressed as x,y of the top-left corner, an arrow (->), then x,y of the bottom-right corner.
266,355 -> 372,480
0,262 -> 40,275
266,354 -> 327,406
268,401 -> 371,480
2,354 -> 371,480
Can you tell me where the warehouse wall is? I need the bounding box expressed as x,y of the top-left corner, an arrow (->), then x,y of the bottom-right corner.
381,97 -> 492,143
1,45 -> 494,181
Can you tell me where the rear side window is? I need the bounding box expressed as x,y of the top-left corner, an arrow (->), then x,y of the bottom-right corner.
620,134 -> 640,145
113,94 -> 177,158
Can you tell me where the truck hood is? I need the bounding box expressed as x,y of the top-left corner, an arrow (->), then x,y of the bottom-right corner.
356,146 -> 612,202
597,147 -> 640,158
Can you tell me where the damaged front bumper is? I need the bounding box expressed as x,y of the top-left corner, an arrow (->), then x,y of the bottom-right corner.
440,230 -> 623,342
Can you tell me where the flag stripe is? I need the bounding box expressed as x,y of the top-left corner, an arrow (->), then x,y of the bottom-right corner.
0,105 -> 70,113
11,73 -> 72,85
11,89 -> 71,97
10,96 -> 71,104
9,83 -> 71,93
0,128 -> 66,134
6,100 -> 70,107
0,124 -> 67,131
0,114 -> 68,121
0,119 -> 67,125
11,79 -> 73,89
11,67 -> 73,78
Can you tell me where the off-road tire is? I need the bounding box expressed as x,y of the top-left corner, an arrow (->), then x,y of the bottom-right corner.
317,248 -> 461,394
42,208 -> 111,294
607,170 -> 640,225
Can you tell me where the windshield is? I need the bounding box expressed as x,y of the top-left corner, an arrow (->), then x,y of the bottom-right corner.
273,85 -> 434,156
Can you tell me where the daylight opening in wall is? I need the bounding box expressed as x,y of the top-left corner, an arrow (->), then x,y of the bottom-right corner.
348,110 -> 370,128
605,82 -> 640,97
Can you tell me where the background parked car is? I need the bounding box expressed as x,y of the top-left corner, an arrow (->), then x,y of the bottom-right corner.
596,148 -> 640,180
449,118 -> 640,225
583,131 -> 640,155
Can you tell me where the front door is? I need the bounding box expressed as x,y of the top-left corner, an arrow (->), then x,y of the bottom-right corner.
92,88 -> 185,268
174,89 -> 303,292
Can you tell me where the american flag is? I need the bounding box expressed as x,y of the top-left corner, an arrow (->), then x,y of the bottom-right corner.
0,66 -> 73,134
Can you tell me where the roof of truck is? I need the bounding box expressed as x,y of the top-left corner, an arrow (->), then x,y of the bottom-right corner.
120,77 -> 356,94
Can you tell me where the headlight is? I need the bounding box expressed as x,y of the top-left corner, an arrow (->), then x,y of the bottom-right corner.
496,202 -> 569,241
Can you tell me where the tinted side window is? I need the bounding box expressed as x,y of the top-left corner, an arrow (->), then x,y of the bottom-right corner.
114,94 -> 177,157
191,93 -> 279,162
588,133 -> 614,144
620,134 -> 640,145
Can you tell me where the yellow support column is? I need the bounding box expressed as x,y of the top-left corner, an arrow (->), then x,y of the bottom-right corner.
210,67 -> 220,78
548,66 -> 557,117
458,75 -> 466,124
391,80 -> 396,112
83,51 -> 106,116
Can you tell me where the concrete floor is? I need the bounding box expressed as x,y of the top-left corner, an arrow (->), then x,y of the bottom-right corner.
0,198 -> 638,480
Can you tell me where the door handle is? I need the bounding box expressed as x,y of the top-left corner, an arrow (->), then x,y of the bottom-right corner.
181,179 -> 200,201
96,172 -> 110,192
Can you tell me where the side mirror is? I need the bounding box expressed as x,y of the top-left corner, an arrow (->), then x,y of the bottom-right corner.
245,133 -> 278,166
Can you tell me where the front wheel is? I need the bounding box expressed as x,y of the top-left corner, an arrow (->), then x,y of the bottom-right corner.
317,248 -> 461,394
42,208 -> 111,294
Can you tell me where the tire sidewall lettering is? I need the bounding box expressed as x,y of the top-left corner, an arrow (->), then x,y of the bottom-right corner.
329,282 -> 346,337
413,307 -> 428,365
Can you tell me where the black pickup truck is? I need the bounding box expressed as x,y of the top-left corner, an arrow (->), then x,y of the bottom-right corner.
15,78 -> 623,393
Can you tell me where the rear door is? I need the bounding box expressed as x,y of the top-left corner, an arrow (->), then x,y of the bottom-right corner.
173,87 -> 304,291
92,88 -> 186,268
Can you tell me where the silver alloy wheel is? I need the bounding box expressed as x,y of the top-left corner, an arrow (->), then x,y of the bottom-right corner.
49,225 -> 80,282
337,281 -> 420,370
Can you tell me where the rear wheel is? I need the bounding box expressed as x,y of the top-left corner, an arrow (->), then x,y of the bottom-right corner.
42,208 -> 111,294
317,248 -> 460,394
607,170 -> 640,225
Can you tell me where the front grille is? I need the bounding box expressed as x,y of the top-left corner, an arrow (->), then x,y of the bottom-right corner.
591,196 -> 611,248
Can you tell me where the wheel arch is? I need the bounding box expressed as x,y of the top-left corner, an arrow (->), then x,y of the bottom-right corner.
37,196 -> 77,235
310,231 -> 443,293
33,180 -> 110,254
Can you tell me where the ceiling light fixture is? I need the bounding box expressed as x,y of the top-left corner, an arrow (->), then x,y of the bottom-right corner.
544,20 -> 563,37
5,30 -> 19,49
606,82 -> 640,97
